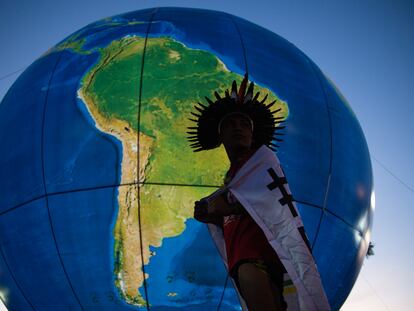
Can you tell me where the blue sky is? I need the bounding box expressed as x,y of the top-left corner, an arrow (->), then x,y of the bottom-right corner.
0,0 -> 413,310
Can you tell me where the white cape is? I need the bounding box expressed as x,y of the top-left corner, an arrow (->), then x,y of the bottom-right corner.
206,145 -> 331,311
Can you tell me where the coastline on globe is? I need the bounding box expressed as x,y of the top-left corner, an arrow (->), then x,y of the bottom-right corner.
71,32 -> 289,305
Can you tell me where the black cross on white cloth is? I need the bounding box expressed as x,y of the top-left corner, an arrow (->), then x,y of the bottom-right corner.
266,167 -> 297,217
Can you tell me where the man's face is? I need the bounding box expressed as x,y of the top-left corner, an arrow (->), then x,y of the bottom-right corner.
219,114 -> 253,151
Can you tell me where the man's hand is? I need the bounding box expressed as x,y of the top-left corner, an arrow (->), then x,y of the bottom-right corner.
193,192 -> 245,225
194,200 -> 209,221
207,192 -> 245,216
209,192 -> 246,216
193,200 -> 223,226
207,193 -> 228,215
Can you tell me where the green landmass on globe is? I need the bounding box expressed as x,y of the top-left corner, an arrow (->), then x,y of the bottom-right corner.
70,34 -> 289,306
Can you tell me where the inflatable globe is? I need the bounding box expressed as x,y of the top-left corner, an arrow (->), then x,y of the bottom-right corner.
0,7 -> 373,310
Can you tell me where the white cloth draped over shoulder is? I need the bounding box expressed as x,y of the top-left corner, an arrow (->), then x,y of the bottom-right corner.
206,145 -> 331,311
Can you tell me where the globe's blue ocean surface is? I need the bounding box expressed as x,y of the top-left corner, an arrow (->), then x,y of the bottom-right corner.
0,7 -> 373,310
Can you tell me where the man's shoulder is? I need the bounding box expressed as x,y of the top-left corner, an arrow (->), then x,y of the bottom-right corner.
247,145 -> 280,167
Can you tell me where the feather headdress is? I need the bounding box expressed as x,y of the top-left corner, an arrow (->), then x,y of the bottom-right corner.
187,74 -> 285,152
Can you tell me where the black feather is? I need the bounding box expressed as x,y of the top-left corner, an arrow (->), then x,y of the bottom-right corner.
231,80 -> 237,94
270,108 -> 282,114
195,106 -> 204,113
198,102 -> 208,109
259,94 -> 268,104
205,97 -> 214,105
266,100 -> 277,109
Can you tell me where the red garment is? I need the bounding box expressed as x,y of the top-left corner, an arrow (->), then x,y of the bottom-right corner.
222,152 -> 284,273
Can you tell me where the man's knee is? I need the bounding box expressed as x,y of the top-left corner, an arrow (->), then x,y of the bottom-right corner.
236,262 -> 284,311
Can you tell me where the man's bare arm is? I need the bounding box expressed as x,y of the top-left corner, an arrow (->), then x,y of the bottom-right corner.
194,200 -> 223,226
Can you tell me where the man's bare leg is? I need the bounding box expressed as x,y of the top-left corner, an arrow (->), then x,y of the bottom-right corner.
237,262 -> 284,311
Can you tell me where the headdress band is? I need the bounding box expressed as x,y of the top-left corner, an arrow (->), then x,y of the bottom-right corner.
217,112 -> 254,135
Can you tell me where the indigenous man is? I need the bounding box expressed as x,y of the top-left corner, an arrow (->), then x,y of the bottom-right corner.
187,74 -> 330,311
